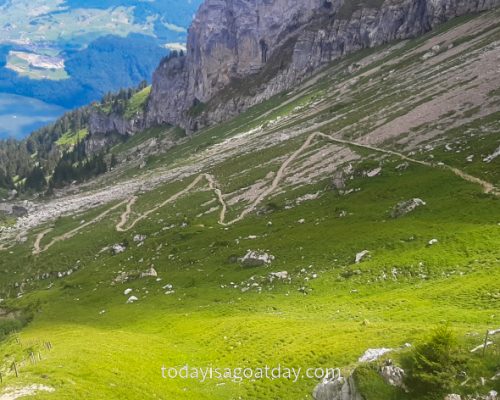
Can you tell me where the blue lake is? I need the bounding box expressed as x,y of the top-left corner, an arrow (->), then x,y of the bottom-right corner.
0,93 -> 67,139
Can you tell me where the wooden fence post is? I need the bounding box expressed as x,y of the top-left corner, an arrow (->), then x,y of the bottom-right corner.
482,330 -> 489,357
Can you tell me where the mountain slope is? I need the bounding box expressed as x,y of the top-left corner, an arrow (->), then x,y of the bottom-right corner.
143,0 -> 500,132
0,0 -> 204,138
0,7 -> 499,399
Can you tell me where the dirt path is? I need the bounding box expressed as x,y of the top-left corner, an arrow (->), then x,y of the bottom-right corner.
115,175 -> 206,232
31,131 -> 498,254
223,132 -> 319,225
33,199 -> 129,254
316,132 -> 499,196
205,173 -> 228,225
115,197 -> 138,232
32,228 -> 54,254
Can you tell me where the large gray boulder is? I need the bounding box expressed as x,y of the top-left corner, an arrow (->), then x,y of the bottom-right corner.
313,373 -> 363,400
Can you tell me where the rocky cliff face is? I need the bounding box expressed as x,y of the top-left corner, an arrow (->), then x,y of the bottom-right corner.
145,0 -> 500,132
86,108 -> 146,153
127,0 -> 498,134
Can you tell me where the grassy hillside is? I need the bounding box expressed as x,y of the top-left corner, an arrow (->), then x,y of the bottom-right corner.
0,9 -> 499,400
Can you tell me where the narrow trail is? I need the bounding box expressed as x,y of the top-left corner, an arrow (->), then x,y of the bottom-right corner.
33,199 -> 130,255
223,132 -> 319,225
315,132 -> 499,196
115,197 -> 138,232
33,228 -> 54,254
205,173 -> 228,226
30,131 -> 498,254
116,174 -> 216,232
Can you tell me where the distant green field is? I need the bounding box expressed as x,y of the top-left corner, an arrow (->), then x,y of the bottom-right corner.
6,53 -> 69,81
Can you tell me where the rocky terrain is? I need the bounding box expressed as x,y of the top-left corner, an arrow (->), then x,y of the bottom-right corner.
0,2 -> 499,400
88,0 -> 500,140
142,0 -> 500,132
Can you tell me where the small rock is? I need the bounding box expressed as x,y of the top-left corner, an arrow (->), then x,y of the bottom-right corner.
391,198 -> 426,218
133,234 -> 147,243
395,162 -> 410,171
428,239 -> 439,246
355,250 -> 370,264
268,271 -> 289,282
124,288 -> 133,295
112,244 -> 126,254
487,390 -> 498,400
126,296 -> 138,304
140,267 -> 158,278
366,167 -> 382,177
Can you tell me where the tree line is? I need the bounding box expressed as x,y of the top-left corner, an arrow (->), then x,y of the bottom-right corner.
0,81 -> 146,196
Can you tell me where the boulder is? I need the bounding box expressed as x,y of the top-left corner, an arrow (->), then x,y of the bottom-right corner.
133,234 -> 147,243
483,145 -> 500,163
366,167 -> 382,177
240,250 -> 275,267
126,296 -> 138,304
12,205 -> 28,217
358,348 -> 392,362
487,391 -> 498,400
380,360 -> 405,387
7,189 -> 17,200
313,373 -> 363,400
268,271 -> 289,282
112,244 -> 126,254
355,250 -> 370,264
140,267 -> 158,278
391,198 -> 426,218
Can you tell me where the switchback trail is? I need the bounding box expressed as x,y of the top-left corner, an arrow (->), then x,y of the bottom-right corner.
33,199 -> 130,255
31,132 -> 498,254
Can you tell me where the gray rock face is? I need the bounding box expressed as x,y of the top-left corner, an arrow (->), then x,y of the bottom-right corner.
86,109 -> 146,153
313,374 -> 363,400
145,0 -> 500,132
380,360 -> 405,387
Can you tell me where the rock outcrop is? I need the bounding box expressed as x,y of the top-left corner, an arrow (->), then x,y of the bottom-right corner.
390,198 -> 426,218
85,109 -> 147,153
380,359 -> 405,388
145,0 -> 500,132
313,373 -> 363,400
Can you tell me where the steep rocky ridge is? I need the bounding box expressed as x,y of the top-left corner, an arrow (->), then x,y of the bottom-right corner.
143,0 -> 500,133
